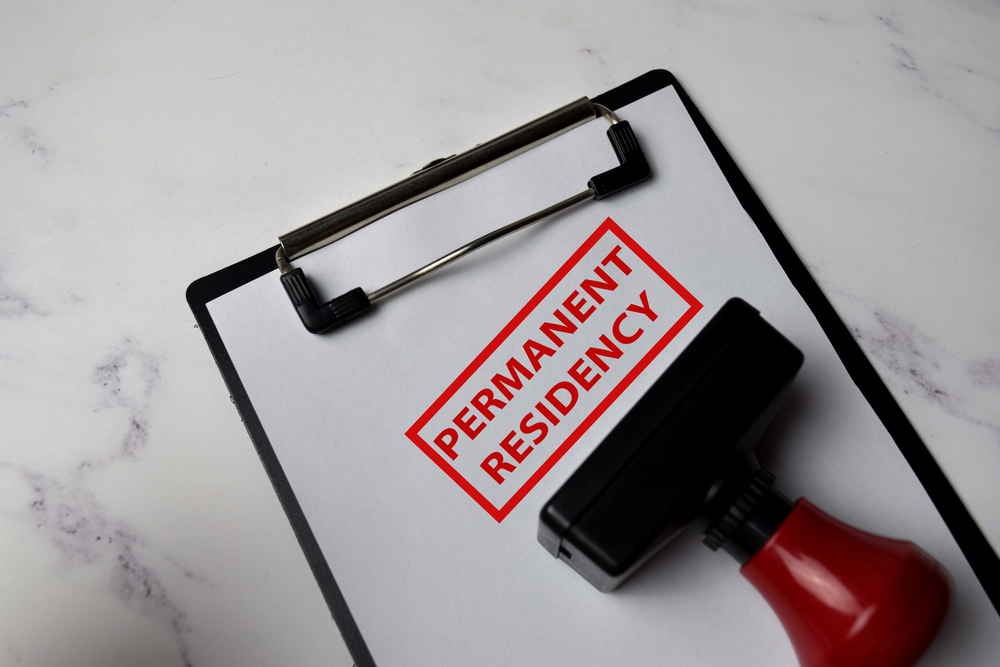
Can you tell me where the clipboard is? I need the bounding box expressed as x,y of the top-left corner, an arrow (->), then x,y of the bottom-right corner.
187,70 -> 1000,666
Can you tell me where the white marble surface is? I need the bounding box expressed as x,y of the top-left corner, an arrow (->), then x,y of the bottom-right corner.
1,1 -> 997,665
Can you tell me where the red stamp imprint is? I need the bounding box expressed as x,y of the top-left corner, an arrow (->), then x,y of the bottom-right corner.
406,218 -> 702,521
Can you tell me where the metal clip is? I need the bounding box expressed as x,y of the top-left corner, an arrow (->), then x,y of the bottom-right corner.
278,102 -> 649,334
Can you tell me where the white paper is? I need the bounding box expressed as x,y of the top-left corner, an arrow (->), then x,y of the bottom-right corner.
207,87 -> 999,666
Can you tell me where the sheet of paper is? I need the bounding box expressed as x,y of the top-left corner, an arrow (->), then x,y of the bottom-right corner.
206,87 -> 999,665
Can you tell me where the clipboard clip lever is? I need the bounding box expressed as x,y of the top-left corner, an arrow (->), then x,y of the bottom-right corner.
277,102 -> 649,334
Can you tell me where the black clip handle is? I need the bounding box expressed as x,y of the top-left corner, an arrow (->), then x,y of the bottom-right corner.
280,268 -> 371,334
588,121 -> 650,200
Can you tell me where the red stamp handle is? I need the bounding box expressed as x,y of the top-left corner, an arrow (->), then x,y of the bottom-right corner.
742,498 -> 951,667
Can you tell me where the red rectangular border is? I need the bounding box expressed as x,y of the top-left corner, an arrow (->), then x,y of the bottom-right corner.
405,217 -> 702,521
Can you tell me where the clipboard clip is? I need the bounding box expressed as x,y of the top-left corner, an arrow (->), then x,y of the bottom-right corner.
276,100 -> 649,334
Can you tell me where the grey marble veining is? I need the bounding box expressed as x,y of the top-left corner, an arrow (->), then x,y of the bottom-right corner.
839,294 -> 1000,545
1,340 -> 196,665
872,10 -> 999,137
854,307 -> 998,423
0,264 -> 49,319
0,100 -> 53,164
90,340 -> 161,462
4,465 -> 193,665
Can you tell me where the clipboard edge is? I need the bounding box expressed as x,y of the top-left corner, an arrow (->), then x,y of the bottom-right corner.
187,249 -> 378,667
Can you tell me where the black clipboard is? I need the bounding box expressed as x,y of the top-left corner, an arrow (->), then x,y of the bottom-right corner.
187,70 -> 999,666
